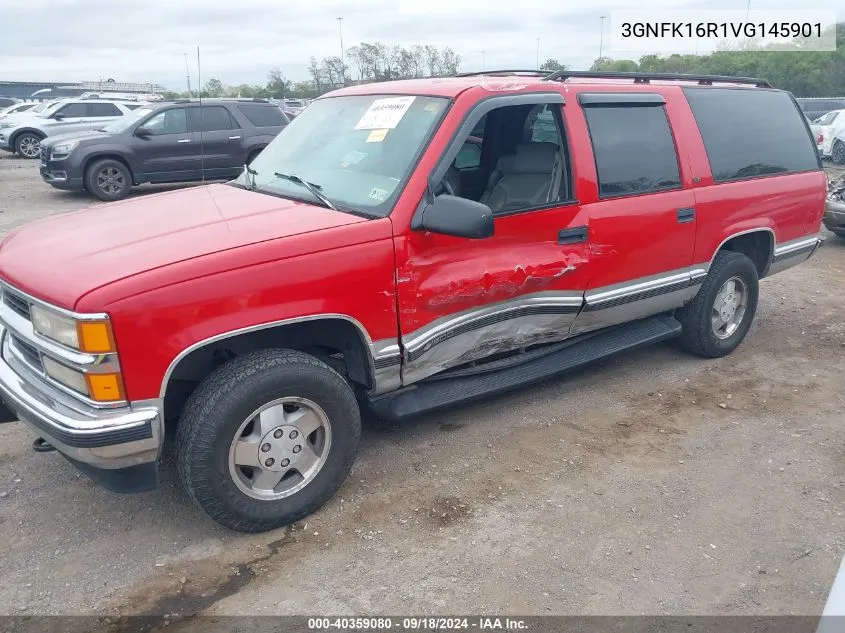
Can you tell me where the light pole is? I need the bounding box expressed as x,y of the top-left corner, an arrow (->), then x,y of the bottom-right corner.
598,16 -> 607,64
536,37 -> 540,68
336,17 -> 345,86
183,53 -> 192,97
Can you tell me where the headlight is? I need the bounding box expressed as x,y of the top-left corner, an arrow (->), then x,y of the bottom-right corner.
30,304 -> 116,353
41,356 -> 124,401
51,141 -> 78,157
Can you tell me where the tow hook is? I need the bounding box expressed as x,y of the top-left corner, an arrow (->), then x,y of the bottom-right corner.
32,437 -> 55,453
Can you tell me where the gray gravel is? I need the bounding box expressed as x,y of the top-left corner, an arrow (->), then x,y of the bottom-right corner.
0,153 -> 844,617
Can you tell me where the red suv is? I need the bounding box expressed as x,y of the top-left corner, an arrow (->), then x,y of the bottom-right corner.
0,71 -> 825,531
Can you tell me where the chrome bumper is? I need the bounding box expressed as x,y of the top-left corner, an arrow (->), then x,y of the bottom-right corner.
0,323 -> 162,470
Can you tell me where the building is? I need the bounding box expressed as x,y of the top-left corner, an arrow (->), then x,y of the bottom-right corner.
0,79 -> 167,101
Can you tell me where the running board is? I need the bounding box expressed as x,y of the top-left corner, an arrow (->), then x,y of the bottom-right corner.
367,316 -> 682,420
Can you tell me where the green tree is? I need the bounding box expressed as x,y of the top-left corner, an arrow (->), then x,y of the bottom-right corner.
202,78 -> 224,98
540,58 -> 567,72
265,67 -> 291,99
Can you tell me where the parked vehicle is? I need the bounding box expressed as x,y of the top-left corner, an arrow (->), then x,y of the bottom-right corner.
796,97 -> 845,122
806,115 -> 823,154
0,99 -> 63,121
40,99 -> 289,201
0,97 -> 20,109
282,99 -> 305,118
0,71 -> 825,532
825,173 -> 845,238
825,127 -> 845,165
0,98 -> 140,158
0,102 -> 36,117
816,109 -> 845,160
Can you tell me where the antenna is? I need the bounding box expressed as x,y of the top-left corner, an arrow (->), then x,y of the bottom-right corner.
197,46 -> 205,184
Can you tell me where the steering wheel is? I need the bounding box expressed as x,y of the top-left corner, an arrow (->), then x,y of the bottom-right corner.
437,166 -> 460,197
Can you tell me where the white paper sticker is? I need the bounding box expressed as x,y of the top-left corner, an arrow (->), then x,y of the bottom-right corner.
355,96 -> 416,130
368,187 -> 389,202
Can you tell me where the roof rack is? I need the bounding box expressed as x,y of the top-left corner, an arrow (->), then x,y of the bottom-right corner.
456,69 -> 549,78
545,70 -> 772,88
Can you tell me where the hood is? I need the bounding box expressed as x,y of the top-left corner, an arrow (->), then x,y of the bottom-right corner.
0,184 -> 367,309
41,130 -> 112,148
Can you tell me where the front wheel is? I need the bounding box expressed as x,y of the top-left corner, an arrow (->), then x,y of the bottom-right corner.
85,159 -> 131,201
15,132 -> 43,159
677,250 -> 759,358
176,349 -> 361,532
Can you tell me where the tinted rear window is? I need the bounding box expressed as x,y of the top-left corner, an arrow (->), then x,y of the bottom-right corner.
238,104 -> 288,127
684,88 -> 819,182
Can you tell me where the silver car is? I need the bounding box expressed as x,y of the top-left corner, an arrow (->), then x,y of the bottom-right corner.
0,98 -> 141,158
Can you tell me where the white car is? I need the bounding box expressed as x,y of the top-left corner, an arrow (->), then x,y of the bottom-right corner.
0,102 -> 39,117
817,109 -> 845,160
0,98 -> 141,158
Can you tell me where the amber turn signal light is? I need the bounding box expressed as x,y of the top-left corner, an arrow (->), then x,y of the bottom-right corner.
85,373 -> 125,402
76,321 -> 115,354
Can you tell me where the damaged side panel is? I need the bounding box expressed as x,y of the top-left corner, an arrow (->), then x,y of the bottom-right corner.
394,205 -> 590,386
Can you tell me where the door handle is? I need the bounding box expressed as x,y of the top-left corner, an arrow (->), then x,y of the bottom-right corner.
677,207 -> 695,223
228,135 -> 241,140
177,138 -> 191,143
558,226 -> 588,244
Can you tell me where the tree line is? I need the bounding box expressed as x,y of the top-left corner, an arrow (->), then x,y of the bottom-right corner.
162,23 -> 845,101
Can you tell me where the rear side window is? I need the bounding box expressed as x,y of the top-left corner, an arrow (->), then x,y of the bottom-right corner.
237,104 -> 288,127
188,106 -> 239,132
87,103 -> 121,117
54,102 -> 88,117
583,104 -> 681,197
683,88 -> 819,182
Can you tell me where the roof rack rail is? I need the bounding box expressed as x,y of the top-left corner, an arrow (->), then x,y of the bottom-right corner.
544,70 -> 772,88
456,69 -> 548,77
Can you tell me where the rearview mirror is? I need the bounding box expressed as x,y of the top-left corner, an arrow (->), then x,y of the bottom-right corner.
417,194 -> 494,239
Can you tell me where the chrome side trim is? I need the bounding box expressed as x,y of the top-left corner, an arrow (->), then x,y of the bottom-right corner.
585,268 -> 692,306
371,340 -> 402,395
399,291 -> 584,386
772,234 -> 823,259
767,233 -> 824,276
159,313 -> 386,398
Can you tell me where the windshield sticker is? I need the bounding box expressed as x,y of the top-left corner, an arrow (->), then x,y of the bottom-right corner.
366,129 -> 389,143
368,187 -> 389,202
424,101 -> 441,113
355,96 -> 416,130
339,150 -> 368,167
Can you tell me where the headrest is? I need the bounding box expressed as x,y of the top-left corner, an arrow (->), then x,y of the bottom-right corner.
511,142 -> 557,174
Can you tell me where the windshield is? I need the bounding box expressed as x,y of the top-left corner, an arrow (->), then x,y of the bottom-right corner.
101,107 -> 154,133
35,100 -> 66,118
244,94 -> 448,216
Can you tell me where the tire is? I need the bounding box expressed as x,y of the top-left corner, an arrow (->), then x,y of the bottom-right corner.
14,132 -> 43,159
677,250 -> 759,358
833,141 -> 845,166
176,349 -> 361,532
85,159 -> 131,201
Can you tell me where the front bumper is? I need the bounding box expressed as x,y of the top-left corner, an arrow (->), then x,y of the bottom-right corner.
0,134 -> 11,151
0,322 -> 163,491
40,154 -> 85,191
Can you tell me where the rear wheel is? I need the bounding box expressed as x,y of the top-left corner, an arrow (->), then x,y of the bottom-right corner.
677,251 -> 759,358
176,349 -> 361,532
85,159 -> 131,201
832,140 -> 845,165
15,132 -> 43,159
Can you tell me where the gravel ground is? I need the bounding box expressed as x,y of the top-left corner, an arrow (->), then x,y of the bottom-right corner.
0,153 -> 844,619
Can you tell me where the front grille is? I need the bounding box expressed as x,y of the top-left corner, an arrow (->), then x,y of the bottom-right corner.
10,334 -> 43,372
3,289 -> 31,320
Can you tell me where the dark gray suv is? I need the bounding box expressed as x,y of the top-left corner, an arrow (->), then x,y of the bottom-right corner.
39,99 -> 289,201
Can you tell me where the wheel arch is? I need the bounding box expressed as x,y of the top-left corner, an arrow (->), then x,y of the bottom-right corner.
9,127 -> 45,150
83,153 -> 135,185
710,228 -> 775,279
160,314 -> 376,428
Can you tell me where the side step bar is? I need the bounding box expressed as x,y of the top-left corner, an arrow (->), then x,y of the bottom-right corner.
367,316 -> 682,421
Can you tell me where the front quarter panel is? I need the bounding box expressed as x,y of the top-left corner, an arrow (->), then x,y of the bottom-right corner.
91,220 -> 399,401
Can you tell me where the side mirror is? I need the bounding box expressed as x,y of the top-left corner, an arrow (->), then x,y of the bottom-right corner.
135,126 -> 151,138
52,113 -> 65,121
418,194 -> 494,239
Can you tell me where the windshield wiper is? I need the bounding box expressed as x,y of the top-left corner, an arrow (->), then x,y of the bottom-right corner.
273,172 -> 336,210
244,164 -> 257,190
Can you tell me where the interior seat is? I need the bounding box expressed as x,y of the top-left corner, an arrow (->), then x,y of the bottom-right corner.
481,142 -> 560,214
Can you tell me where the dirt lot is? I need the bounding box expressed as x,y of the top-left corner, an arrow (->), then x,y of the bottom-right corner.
0,153 -> 844,619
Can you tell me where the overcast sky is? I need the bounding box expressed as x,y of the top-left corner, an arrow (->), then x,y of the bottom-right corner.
0,0 -> 839,90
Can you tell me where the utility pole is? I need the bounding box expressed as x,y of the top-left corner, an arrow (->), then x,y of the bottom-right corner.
183,53 -> 192,97
598,16 -> 607,63
481,50 -> 485,71
536,37 -> 540,68
337,17 -> 345,86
